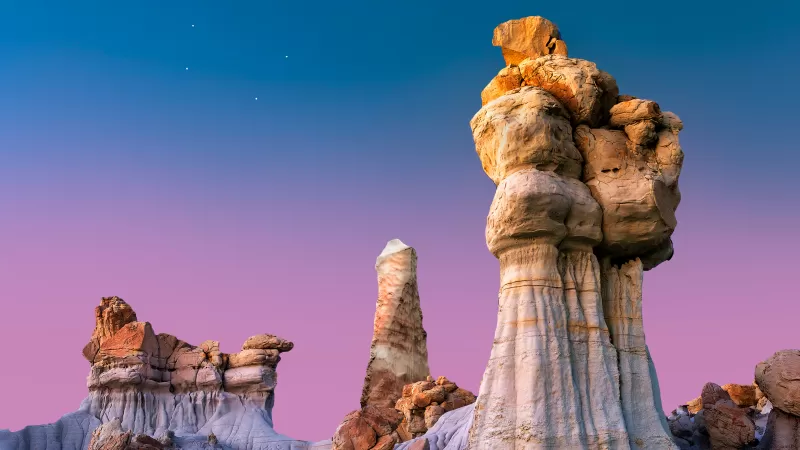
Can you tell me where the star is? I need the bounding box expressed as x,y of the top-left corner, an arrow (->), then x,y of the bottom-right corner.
285,55 -> 288,59
255,97 -> 258,100
185,67 -> 189,70
191,24 -> 195,27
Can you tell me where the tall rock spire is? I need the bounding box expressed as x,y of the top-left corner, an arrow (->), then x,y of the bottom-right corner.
360,239 -> 431,410
468,15 -> 683,450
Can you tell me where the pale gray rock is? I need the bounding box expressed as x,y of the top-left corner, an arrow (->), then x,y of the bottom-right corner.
395,404 -> 473,450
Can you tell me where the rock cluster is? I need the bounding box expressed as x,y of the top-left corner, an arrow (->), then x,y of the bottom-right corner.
331,406 -> 403,450
360,239 -> 430,411
666,350 -> 800,449
394,376 -> 476,439
468,15 -> 684,449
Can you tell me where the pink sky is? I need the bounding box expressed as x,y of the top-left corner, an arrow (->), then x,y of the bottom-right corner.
1,168 -> 797,442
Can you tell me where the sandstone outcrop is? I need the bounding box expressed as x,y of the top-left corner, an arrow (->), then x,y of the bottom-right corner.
360,239 -> 430,411
468,15 -> 683,449
394,376 -> 476,439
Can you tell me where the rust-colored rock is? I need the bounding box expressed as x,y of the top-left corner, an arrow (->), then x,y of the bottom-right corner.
722,383 -> 758,408
91,296 -> 138,345
98,322 -> 159,359
519,54 -> 619,126
395,376 -> 476,438
88,419 -> 132,450
492,16 -> 567,66
83,296 -> 138,363
701,383 -> 756,449
686,396 -> 703,414
480,66 -> 523,106
331,407 -> 402,450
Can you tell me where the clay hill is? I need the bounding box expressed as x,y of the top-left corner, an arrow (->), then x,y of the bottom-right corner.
1,15 -> 798,450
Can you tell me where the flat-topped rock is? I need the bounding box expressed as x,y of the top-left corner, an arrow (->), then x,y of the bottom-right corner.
242,334 -> 294,352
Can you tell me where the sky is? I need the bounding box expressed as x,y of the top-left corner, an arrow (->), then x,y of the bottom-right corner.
1,0 -> 799,442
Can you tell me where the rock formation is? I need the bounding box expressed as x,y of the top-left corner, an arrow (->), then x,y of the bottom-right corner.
360,239 -> 430,410
394,377 -> 476,440
468,16 -> 683,449
0,296 -> 333,450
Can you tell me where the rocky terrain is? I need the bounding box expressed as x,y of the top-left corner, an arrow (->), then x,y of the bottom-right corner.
665,350 -> 800,449
1,13 -> 798,450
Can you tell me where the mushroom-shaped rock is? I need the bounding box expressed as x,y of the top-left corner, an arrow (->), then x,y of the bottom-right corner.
492,16 -> 567,66
471,86 -> 584,185
755,349 -> 800,416
241,334 -> 294,353
480,66 -> 523,106
519,55 -> 619,127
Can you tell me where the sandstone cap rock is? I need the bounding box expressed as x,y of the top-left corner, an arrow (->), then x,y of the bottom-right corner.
492,16 -> 567,66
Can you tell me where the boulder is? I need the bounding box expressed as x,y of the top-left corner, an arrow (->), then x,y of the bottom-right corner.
755,350 -> 800,416
480,66 -> 523,106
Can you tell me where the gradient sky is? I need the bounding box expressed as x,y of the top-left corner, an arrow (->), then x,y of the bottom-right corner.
1,0 -> 799,442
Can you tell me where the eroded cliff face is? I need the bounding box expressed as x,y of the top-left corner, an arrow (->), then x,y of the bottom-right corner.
468,15 -> 683,450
